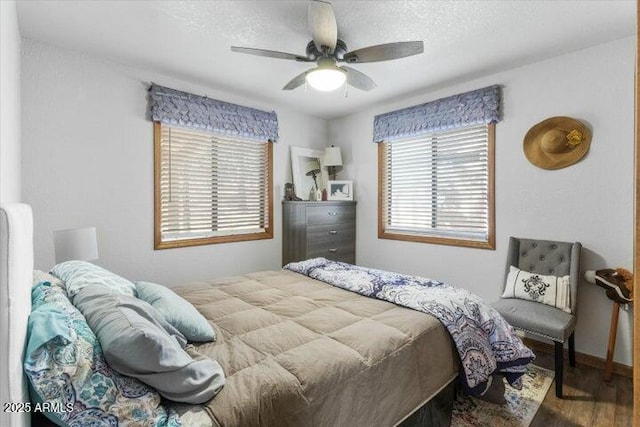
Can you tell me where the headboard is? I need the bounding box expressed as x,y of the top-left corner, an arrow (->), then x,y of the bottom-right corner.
0,203 -> 33,427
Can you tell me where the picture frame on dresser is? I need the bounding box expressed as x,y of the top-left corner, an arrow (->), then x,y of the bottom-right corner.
327,180 -> 353,201
290,147 -> 327,201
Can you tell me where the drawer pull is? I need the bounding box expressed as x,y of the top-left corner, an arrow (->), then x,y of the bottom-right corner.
328,248 -> 338,253
328,211 -> 338,216
328,230 -> 338,235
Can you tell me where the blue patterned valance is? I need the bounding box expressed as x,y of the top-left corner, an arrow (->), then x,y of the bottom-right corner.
373,85 -> 501,143
148,83 -> 279,142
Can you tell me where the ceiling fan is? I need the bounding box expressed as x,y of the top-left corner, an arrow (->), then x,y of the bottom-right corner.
230,0 -> 424,92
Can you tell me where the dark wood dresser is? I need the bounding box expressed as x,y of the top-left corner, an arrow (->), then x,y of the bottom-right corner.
282,201 -> 356,265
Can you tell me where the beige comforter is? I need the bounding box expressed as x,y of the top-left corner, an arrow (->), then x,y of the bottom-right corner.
174,269 -> 457,427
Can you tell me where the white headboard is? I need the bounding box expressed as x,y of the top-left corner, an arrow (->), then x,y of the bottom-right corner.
0,203 -> 33,427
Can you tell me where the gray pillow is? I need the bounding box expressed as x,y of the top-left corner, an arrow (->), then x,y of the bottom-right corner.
135,281 -> 215,342
73,284 -> 225,404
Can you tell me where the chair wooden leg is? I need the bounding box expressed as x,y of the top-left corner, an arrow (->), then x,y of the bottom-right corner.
568,332 -> 576,367
554,341 -> 564,398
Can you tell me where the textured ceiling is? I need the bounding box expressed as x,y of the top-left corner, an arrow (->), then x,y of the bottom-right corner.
16,0 -> 636,119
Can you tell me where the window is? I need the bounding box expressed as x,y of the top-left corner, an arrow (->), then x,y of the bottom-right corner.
378,123 -> 494,249
154,122 -> 273,249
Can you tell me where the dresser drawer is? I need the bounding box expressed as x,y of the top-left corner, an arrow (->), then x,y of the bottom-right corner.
307,223 -> 355,247
307,205 -> 355,225
282,201 -> 356,266
307,222 -> 355,262
307,241 -> 355,262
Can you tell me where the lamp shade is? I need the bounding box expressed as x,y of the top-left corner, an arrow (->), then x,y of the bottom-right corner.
323,145 -> 343,167
54,227 -> 99,264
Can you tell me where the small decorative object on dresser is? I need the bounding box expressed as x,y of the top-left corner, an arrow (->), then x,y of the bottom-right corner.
284,183 -> 302,201
282,200 -> 356,265
327,180 -> 353,200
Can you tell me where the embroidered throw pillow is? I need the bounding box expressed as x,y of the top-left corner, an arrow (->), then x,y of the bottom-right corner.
501,266 -> 572,313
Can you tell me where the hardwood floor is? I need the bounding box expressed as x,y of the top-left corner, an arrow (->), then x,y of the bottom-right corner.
530,351 -> 633,427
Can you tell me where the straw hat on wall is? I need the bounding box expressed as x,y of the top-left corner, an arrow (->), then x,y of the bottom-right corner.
523,117 -> 591,170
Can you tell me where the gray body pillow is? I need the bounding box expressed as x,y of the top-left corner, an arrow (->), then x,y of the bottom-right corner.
73,284 -> 225,404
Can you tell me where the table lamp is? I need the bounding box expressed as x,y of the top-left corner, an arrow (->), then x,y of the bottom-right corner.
54,226 -> 99,264
324,145 -> 343,180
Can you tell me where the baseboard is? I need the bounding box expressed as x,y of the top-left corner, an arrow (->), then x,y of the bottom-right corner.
522,337 -> 633,379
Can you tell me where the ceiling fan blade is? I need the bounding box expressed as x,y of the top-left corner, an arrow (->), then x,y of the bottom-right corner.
343,41 -> 424,63
342,66 -> 376,91
308,1 -> 337,52
282,71 -> 308,90
231,46 -> 311,62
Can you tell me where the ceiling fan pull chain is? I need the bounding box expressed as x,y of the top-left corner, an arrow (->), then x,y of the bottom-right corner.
344,83 -> 348,98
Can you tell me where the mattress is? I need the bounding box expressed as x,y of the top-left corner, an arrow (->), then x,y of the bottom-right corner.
173,269 -> 458,427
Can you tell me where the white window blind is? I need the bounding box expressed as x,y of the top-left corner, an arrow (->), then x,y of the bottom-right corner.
381,124 -> 491,243
157,124 -> 271,246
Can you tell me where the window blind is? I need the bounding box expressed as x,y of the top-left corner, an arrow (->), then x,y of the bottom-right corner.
157,124 -> 271,244
381,124 -> 490,242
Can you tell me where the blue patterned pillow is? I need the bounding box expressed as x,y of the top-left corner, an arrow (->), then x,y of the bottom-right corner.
24,278 -> 181,427
50,260 -> 137,298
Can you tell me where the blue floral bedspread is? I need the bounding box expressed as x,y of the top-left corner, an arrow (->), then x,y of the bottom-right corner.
284,258 -> 535,395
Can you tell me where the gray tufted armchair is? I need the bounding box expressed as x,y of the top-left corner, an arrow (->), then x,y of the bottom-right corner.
491,237 -> 582,399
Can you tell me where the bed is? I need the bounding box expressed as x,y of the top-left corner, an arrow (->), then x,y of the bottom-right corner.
0,203 -> 460,427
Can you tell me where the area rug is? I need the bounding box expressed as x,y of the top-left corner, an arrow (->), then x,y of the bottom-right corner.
451,364 -> 554,427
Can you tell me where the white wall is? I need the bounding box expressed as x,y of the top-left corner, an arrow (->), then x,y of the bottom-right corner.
329,37 -> 635,366
21,39 -> 329,284
0,0 -> 21,202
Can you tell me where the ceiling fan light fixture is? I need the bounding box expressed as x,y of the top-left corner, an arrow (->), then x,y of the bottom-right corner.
305,66 -> 346,92
231,1 -> 423,93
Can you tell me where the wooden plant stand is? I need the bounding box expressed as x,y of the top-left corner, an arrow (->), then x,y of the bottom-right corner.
604,301 -> 621,381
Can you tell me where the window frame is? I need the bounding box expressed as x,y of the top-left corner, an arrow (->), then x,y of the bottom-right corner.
153,122 -> 273,249
377,123 -> 495,250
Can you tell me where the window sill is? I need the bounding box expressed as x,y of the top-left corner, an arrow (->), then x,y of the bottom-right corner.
378,230 -> 495,250
155,229 -> 273,250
